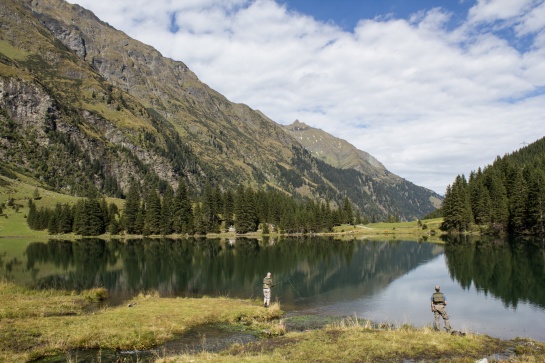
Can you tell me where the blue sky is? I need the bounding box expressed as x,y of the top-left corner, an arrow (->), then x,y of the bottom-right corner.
283,0 -> 474,30
69,0 -> 545,194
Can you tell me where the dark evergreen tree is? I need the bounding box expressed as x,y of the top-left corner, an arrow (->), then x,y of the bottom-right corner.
469,176 -> 491,225
234,185 -> 258,233
143,189 -> 162,236
193,203 -> 207,235
202,183 -> 220,233
47,204 -> 61,234
123,182 -> 141,234
527,170 -> 545,234
223,189 -> 235,228
108,202 -> 121,235
161,187 -> 174,235
58,203 -> 74,233
134,206 -> 145,235
506,166 -> 527,233
486,172 -> 509,233
342,197 -> 353,225
441,175 -> 472,232
73,198 -> 105,236
323,199 -> 333,231
27,199 -> 37,229
100,198 -> 109,232
172,181 -> 193,234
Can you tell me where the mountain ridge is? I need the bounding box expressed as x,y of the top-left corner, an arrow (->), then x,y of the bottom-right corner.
284,120 -> 389,178
0,0 -> 441,220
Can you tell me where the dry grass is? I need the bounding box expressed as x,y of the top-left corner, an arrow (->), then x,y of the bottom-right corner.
160,320 -> 545,363
0,281 -> 282,362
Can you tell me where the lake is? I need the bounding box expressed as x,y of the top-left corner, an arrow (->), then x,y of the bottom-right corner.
1,236 -> 544,341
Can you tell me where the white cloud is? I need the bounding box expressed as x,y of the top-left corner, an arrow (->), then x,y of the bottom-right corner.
68,0 -> 545,194
515,1 -> 545,35
468,0 -> 535,23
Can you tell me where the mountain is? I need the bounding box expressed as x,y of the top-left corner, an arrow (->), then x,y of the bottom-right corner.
284,120 -> 394,180
0,0 -> 441,221
284,120 -> 442,216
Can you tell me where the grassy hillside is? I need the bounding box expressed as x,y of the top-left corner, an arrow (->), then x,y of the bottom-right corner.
0,174 -> 123,238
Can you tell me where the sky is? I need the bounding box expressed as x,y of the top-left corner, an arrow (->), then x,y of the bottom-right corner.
67,0 -> 545,195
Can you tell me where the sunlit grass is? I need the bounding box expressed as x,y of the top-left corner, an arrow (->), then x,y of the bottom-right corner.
160,318 -> 545,363
0,281 -> 282,362
2,281 -> 544,363
330,218 -> 445,242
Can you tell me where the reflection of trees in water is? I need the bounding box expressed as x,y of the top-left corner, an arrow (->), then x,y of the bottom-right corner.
24,238 -> 440,300
445,236 -> 545,310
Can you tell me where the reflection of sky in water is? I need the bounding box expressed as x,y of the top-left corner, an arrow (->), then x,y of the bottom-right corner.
303,254 -> 545,341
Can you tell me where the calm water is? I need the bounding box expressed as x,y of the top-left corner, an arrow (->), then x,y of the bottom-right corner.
1,236 -> 544,341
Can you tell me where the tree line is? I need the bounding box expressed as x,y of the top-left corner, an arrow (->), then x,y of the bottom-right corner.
441,137 -> 545,235
27,181 -> 361,236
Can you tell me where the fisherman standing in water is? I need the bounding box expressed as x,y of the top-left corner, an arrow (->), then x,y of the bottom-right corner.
431,285 -> 451,333
263,272 -> 274,307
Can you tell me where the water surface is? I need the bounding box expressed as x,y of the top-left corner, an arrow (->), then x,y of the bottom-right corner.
1,236 -> 544,341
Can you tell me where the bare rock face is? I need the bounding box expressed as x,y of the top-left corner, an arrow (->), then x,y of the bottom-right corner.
0,78 -> 52,145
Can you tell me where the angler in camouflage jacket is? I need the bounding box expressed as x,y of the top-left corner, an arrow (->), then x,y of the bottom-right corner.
431,285 -> 452,332
263,272 -> 274,307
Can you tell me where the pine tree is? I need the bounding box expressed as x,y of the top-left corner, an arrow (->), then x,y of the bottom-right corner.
441,175 -> 472,232
527,170 -> 545,234
143,189 -> 162,236
202,183 -> 220,233
506,166 -> 527,233
48,204 -> 61,234
100,198 -> 109,232
193,203 -> 206,235
486,172 -> 509,233
342,197 -> 353,225
354,209 -> 362,225
470,179 -> 491,225
58,203 -> 74,233
73,200 -> 85,234
161,187 -> 174,235
73,198 -> 105,236
123,182 -> 141,234
323,199 -> 333,231
134,206 -> 145,235
223,189 -> 235,228
234,185 -> 258,234
107,202 -> 120,235
172,181 -> 193,234
27,199 -> 37,229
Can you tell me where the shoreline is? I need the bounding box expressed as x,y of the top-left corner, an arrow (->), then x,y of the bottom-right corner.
1,281 -> 544,362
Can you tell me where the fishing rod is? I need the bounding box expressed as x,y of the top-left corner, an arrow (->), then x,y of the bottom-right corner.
273,276 -> 305,299
277,276 -> 341,301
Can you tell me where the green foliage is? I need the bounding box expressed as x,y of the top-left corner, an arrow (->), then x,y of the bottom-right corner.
123,182 -> 141,234
73,198 -> 105,236
442,137 -> 545,237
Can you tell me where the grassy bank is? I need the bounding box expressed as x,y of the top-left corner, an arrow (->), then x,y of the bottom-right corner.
0,281 -> 283,362
1,282 -> 544,362
160,320 -> 545,363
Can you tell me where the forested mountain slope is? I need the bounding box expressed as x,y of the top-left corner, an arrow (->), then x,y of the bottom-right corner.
0,0 -> 440,221
441,137 -> 545,234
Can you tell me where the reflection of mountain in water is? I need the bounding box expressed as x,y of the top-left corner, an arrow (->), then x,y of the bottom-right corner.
22,238 -> 442,305
445,237 -> 545,310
